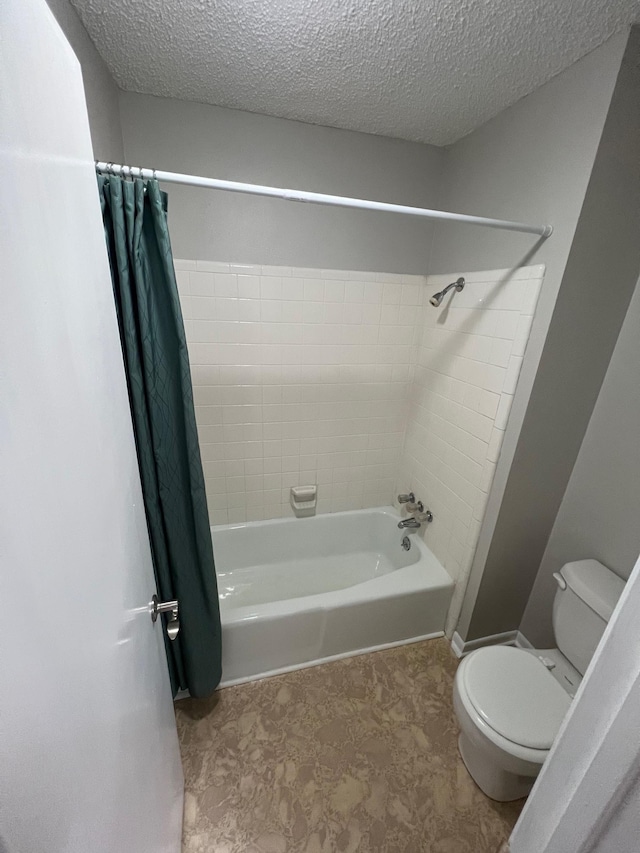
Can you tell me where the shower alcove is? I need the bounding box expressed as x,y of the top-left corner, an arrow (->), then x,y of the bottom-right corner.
175,258 -> 545,681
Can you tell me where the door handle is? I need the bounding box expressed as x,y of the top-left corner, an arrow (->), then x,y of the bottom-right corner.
149,594 -> 180,640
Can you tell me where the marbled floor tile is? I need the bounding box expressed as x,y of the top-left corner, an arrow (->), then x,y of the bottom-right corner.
176,639 -> 523,852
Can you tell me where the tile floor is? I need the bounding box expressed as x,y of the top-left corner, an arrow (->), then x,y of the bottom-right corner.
176,639 -> 523,852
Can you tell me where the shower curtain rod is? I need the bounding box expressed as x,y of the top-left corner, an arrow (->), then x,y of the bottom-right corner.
95,162 -> 553,238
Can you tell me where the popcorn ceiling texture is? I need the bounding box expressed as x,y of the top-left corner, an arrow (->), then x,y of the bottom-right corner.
71,0 -> 638,145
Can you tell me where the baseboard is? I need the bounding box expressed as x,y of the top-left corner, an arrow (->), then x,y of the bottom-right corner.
451,629 -> 519,658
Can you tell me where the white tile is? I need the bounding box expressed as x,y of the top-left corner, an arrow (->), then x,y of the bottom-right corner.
343,304 -> 363,325
180,296 -> 193,320
230,263 -> 260,276
262,265 -> 292,277
320,268 -> 345,280
512,314 -> 534,357
261,301 -> 283,322
174,258 -> 196,271
324,281 -> 345,302
480,459 -> 497,493
490,338 -> 512,368
260,276 -> 282,300
471,335 -> 493,364
215,298 -> 239,321
380,304 -> 400,324
345,281 -> 364,303
495,394 -> 513,431
292,267 -> 323,279
175,269 -> 191,296
494,311 -> 520,340
303,302 -> 324,324
196,260 -> 230,273
304,279 -> 324,302
398,306 -> 416,325
401,284 -> 421,306
281,278 -> 305,301
482,364 -> 507,394
382,283 -> 402,304
237,275 -> 260,299
492,280 -> 525,311
237,299 -> 261,322
361,304 -> 381,325
473,489 -> 490,522
364,282 -> 384,304
503,356 -> 523,395
521,280 -> 542,314
281,301 -> 305,323
189,271 -> 215,296
478,390 -> 500,420
184,259 -> 543,529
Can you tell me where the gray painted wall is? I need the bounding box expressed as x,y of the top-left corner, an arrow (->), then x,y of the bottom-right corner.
451,30 -> 640,641
430,33 -> 627,280
520,278 -> 640,646
45,0 -> 124,160
427,32 -> 626,639
119,93 -> 445,272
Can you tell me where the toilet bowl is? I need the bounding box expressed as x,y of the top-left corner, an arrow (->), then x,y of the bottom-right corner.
453,646 -> 570,800
452,559 -> 625,801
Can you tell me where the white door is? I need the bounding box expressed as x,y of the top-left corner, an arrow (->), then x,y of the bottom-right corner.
0,2 -> 184,852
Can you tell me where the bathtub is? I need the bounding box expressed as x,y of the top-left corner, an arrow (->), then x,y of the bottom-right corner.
213,507 -> 454,686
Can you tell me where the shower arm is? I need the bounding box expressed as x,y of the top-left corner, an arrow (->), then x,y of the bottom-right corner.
440,278 -> 465,298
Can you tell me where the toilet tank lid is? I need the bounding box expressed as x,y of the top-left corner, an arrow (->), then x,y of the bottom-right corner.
561,560 -> 625,622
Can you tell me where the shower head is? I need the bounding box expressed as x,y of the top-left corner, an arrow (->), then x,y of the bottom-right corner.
429,277 -> 465,307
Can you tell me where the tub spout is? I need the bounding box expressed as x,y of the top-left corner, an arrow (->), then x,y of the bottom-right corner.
398,518 -> 421,529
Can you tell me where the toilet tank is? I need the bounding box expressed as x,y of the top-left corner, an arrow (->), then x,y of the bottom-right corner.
552,559 -> 625,675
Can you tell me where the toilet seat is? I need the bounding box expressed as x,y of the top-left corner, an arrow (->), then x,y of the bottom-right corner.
458,647 -> 571,752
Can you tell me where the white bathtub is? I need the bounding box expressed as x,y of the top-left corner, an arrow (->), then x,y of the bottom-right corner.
213,507 -> 454,686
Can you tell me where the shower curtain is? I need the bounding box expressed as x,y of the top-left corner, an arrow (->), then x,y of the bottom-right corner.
97,174 -> 221,697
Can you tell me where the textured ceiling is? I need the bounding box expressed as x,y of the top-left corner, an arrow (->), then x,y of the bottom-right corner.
71,0 -> 640,146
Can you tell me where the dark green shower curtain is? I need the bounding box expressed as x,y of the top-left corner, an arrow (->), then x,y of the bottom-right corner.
97,174 -> 221,697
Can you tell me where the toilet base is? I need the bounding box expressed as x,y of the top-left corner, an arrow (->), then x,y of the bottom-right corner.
458,733 -> 536,802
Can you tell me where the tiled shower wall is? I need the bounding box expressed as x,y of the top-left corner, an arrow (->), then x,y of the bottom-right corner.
174,260 -> 426,524
396,265 -> 544,590
176,258 -> 544,595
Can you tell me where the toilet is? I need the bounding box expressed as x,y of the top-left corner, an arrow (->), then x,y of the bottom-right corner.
453,559 -> 625,801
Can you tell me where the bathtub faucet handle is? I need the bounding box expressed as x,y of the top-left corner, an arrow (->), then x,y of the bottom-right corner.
398,492 -> 415,504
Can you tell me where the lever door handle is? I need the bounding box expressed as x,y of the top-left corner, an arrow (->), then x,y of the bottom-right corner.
150,594 -> 180,640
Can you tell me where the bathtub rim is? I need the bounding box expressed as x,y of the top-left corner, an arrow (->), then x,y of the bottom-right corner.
211,504 -> 437,569
212,504 -> 417,532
